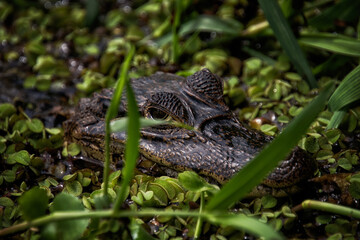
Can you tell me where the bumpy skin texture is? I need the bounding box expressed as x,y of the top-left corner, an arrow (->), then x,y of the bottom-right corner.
65,69 -> 317,187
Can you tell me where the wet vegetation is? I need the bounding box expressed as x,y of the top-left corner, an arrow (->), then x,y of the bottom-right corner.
1,0 -> 360,239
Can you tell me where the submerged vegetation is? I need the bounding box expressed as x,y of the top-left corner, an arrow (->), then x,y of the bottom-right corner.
0,0 -> 360,239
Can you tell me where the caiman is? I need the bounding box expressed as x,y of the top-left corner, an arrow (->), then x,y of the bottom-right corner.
65,68 -> 317,195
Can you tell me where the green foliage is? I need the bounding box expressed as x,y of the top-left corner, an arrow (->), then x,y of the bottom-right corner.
42,193 -> 89,240
1,0 -> 360,239
19,187 -> 48,221
258,0 -> 317,88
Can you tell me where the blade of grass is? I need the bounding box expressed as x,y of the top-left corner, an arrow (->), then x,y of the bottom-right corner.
328,64 -> 360,112
258,0 -> 317,88
103,45 -> 135,196
113,82 -> 140,213
299,33 -> 360,57
111,118 -> 168,132
178,15 -> 242,36
155,15 -> 243,47
171,0 -> 181,63
206,81 -> 335,210
327,110 -> 346,129
206,213 -> 285,240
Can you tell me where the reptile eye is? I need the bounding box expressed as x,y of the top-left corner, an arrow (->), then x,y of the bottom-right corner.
144,92 -> 189,124
147,108 -> 172,121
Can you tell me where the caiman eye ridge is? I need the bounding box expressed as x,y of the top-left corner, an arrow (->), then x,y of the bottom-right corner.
186,68 -> 224,103
144,92 -> 189,123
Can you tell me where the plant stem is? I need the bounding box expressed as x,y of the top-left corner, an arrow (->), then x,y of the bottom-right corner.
301,200 -> 360,218
0,209 -> 202,237
194,192 -> 204,239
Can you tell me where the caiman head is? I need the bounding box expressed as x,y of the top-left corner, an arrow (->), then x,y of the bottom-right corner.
65,68 -> 316,187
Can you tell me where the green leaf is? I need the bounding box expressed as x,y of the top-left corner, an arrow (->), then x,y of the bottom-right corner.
328,65 -> 360,112
261,195 -> 277,209
45,128 -> 62,135
44,193 -> 89,240
178,171 -> 218,192
299,33 -> 360,57
258,0 -> 317,88
0,197 -> 14,207
180,15 -> 242,36
324,129 -> 341,144
206,81 -> 334,210
8,150 -> 31,166
111,118 -> 168,133
67,143 -> 81,156
206,213 -> 284,239
156,15 -> 243,46
113,81 -> 140,210
64,181 -> 83,196
327,110 -> 347,129
338,158 -> 352,171
26,118 -> 44,133
2,169 -> 15,182
19,187 -> 48,221
0,103 -> 16,118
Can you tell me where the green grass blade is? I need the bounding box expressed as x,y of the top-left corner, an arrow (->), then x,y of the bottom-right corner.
328,64 -> 360,112
206,213 -> 284,240
113,82 -> 140,212
171,0 -> 182,63
178,15 -> 242,36
258,0 -> 317,88
103,45 -> 135,196
206,81 -> 335,210
299,33 -> 360,57
327,110 -> 347,129
155,15 -> 243,47
111,118 -> 168,132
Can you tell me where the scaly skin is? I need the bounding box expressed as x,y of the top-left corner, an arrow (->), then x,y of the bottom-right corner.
65,69 -> 317,189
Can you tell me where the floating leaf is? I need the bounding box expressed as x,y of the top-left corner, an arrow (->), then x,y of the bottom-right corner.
261,195 -> 277,209
67,143 -> 81,156
8,150 -> 31,166
43,193 -> 89,240
178,171 -> 218,193
64,181 -> 83,196
0,197 -> 14,207
19,187 -> 48,221
27,118 -> 44,133
0,103 -> 16,118
2,169 -> 15,182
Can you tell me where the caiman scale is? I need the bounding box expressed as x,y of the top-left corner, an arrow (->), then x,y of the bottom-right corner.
65,68 -> 316,191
